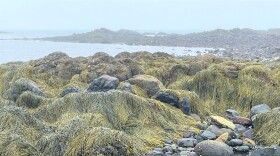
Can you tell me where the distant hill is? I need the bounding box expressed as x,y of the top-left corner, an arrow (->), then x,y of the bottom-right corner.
38,28 -> 280,60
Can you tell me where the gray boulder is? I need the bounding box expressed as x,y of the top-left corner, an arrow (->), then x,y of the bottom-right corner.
226,139 -> 243,147
242,128 -> 254,139
87,75 -> 119,92
194,140 -> 234,156
234,146 -> 250,153
226,109 -> 240,119
250,104 -> 271,118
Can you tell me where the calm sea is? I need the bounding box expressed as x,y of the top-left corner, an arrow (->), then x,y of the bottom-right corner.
0,30 -> 213,64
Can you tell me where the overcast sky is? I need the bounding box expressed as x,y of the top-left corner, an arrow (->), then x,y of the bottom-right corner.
0,0 -> 279,33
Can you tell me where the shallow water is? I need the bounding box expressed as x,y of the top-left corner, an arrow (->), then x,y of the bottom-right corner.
0,31 -> 213,63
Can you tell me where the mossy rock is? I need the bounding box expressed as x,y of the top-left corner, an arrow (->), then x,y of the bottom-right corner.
16,91 -> 44,108
128,75 -> 165,97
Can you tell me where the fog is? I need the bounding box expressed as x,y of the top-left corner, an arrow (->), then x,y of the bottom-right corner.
0,0 -> 279,33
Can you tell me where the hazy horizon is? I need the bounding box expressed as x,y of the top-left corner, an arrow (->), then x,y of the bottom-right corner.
0,0 -> 280,33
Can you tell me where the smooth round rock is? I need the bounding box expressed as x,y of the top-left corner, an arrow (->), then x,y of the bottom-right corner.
194,140 -> 234,156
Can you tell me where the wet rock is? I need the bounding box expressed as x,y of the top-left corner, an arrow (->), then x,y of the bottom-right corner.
227,139 -> 243,147
229,131 -> 240,140
179,97 -> 191,114
194,140 -> 234,156
249,146 -> 280,156
60,87 -> 80,97
155,91 -> 179,107
177,138 -> 197,147
226,109 -> 240,119
87,75 -> 119,92
233,116 -> 252,126
250,104 -> 271,118
201,130 -> 217,140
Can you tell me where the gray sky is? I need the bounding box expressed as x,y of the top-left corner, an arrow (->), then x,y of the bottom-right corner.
0,0 -> 279,33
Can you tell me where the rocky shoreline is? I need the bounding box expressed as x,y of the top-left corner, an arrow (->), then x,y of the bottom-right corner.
0,51 -> 279,155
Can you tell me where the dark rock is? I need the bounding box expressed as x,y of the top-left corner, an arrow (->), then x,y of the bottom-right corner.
250,104 -> 271,118
196,124 -> 208,130
249,146 -> 280,156
5,78 -> 45,101
121,81 -> 132,92
87,75 -> 119,92
177,138 -> 197,147
155,91 -> 179,107
228,132 -> 239,140
60,87 -> 80,97
179,97 -> 191,114
194,135 -> 204,144
162,146 -> 172,153
227,139 -> 243,147
234,146 -> 250,153
226,109 -> 240,119
242,128 -> 254,140
194,140 -> 234,156
183,132 -> 195,138
233,116 -> 252,126
201,130 -> 217,140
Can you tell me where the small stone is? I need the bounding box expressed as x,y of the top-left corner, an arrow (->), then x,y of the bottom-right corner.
227,139 -> 243,146
195,124 -> 208,130
210,115 -> 235,130
216,132 -> 229,143
226,109 -> 240,119
234,124 -> 246,133
177,138 -> 197,147
234,145 -> 250,152
163,139 -> 173,144
201,130 -> 217,140
243,128 -> 254,140
233,116 -> 252,126
228,131 -> 239,140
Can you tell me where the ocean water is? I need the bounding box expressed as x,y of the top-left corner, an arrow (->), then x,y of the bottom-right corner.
0,31 -> 213,64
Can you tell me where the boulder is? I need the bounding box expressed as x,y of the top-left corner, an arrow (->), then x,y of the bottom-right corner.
210,115 -> 235,130
226,109 -> 240,119
87,75 -> 119,92
233,116 -> 252,126
249,146 -> 280,156
155,91 -> 179,107
234,146 -> 250,153
5,78 -> 45,101
206,125 -> 232,136
128,75 -> 165,97
201,130 -> 217,140
250,104 -> 271,118
60,87 -> 80,97
194,140 -> 234,156
177,138 -> 197,147
234,124 -> 246,133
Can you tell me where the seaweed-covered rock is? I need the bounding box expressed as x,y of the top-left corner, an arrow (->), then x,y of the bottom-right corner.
5,78 -> 44,101
17,91 -> 43,108
128,75 -> 165,97
194,140 -> 234,156
121,81 -> 132,93
60,87 -> 80,97
87,75 -> 119,92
